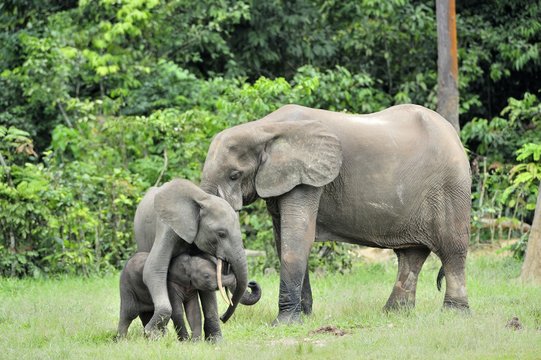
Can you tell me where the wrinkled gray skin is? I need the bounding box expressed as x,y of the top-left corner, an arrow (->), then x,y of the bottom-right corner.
201,104 -> 471,325
136,179 -> 248,340
117,252 -> 261,340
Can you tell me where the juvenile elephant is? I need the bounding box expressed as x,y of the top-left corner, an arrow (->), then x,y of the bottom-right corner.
117,252 -> 261,340
200,104 -> 471,324
135,179 -> 248,340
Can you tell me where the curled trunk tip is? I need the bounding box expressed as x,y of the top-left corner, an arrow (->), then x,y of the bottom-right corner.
239,280 -> 261,306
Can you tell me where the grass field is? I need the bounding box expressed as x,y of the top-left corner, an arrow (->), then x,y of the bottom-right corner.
1,252 -> 540,359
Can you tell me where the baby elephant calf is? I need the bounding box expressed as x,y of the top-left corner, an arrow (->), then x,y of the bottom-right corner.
117,252 -> 261,340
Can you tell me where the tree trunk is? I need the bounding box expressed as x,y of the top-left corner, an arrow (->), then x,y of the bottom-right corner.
520,182 -> 541,284
436,0 -> 460,133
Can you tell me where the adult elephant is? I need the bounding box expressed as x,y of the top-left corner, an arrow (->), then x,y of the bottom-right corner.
136,179 -> 248,339
200,104 -> 471,325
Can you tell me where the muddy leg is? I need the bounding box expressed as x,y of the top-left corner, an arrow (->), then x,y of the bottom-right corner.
384,247 -> 431,310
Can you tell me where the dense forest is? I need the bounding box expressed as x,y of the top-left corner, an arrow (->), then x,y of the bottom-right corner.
1,0 -> 540,277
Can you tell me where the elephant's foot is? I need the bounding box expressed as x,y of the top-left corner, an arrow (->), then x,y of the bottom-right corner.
443,297 -> 470,313
271,310 -> 302,326
144,309 -> 171,340
144,326 -> 167,341
383,284 -> 416,312
383,299 -> 415,312
176,330 -> 190,342
202,319 -> 222,342
204,332 -> 223,343
203,322 -> 223,343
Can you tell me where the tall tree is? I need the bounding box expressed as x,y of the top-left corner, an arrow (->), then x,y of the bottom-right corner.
436,0 -> 460,132
521,182 -> 541,284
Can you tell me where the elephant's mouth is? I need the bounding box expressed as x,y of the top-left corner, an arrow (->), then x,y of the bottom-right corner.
217,258 -> 232,306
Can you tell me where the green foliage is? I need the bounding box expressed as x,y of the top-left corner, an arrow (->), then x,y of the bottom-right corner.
503,143 -> 541,211
458,1 -> 541,118
462,92 -> 541,250
1,0 -> 541,275
2,66 -> 387,275
0,121 -> 143,277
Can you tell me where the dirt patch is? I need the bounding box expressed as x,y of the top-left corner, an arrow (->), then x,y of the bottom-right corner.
267,326 -> 348,349
505,316 -> 523,330
471,239 -> 519,257
309,325 -> 347,337
352,247 -> 394,263
352,239 -> 522,262
269,337 -> 332,348
269,338 -> 299,346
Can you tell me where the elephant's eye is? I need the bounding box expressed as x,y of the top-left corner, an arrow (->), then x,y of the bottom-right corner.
229,170 -> 241,181
217,230 -> 227,238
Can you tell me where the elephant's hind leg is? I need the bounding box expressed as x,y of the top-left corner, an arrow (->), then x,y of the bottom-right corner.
384,247 -> 431,311
437,239 -> 469,310
117,306 -> 138,339
171,305 -> 189,341
116,289 -> 140,340
184,294 -> 202,341
433,185 -> 470,311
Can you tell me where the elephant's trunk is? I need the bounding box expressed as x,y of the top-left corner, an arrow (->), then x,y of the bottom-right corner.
224,279 -> 262,306
239,281 -> 262,306
219,271 -> 261,306
220,251 -> 248,323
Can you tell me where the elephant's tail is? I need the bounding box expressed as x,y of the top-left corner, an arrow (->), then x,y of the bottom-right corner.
436,267 -> 445,292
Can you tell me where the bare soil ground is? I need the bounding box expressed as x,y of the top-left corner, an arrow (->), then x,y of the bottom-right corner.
352,239 -> 520,264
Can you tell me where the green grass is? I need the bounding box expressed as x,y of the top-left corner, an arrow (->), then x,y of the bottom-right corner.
1,253 -> 540,359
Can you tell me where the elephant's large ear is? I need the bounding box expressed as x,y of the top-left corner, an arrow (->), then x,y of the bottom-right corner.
255,120 -> 342,198
153,179 -> 207,243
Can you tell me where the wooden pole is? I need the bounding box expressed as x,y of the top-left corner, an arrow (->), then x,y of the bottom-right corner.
436,0 -> 460,132
520,182 -> 541,284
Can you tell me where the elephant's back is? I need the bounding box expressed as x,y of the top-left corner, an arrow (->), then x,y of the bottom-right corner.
120,252 -> 155,306
327,104 -> 468,181
121,253 -> 148,291
316,104 -> 470,244
134,187 -> 159,252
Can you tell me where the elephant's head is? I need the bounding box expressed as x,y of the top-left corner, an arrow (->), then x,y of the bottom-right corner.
178,255 -> 262,306
153,179 -> 247,322
200,105 -> 343,210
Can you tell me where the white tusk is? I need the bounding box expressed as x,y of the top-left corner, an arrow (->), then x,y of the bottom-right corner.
226,287 -> 232,302
217,185 -> 225,199
217,259 -> 232,307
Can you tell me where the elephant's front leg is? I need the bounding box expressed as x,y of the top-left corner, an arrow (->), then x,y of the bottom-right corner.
198,290 -> 222,341
274,185 -> 322,325
184,293 -> 202,340
269,207 -> 313,316
142,226 -> 180,338
169,286 -> 189,341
